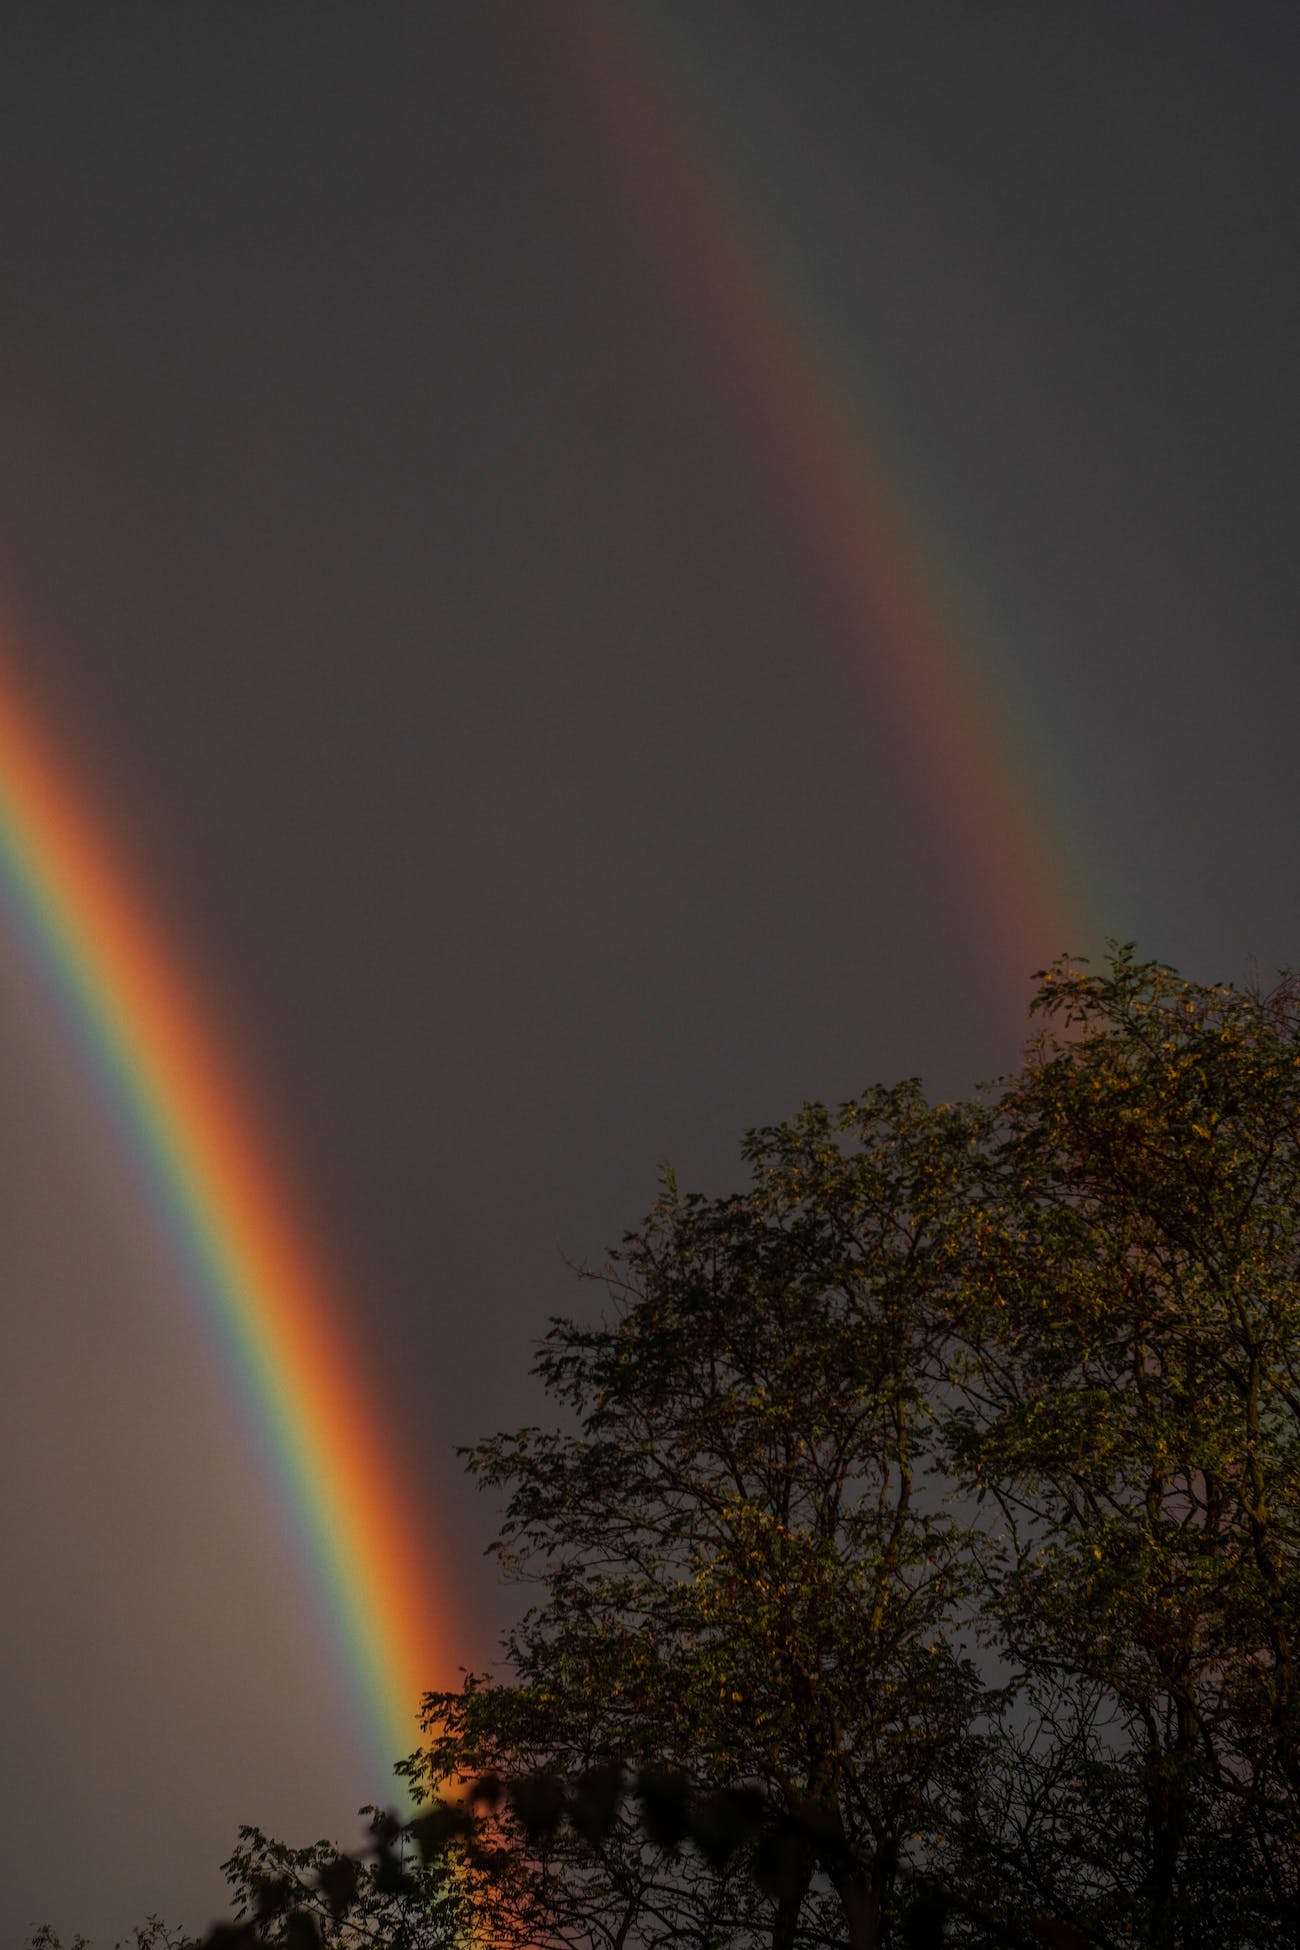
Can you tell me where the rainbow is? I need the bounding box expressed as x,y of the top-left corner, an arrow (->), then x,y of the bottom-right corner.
510,0 -> 1099,991
0,662 -> 447,1795
0,0 -> 1096,1823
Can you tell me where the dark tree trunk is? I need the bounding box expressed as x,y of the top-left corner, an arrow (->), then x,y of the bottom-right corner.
1145,1753 -> 1190,1948
830,1851 -> 892,1950
771,1887 -> 806,1950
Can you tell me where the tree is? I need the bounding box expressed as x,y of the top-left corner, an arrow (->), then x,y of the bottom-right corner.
49,952 -> 1300,1950
409,951 -> 1300,1950
937,950 -> 1300,1944
208,1814 -> 467,1950
409,1080 -> 1000,1950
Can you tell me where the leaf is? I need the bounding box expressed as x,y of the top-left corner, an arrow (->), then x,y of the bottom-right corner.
1028,1920 -> 1092,1950
372,1846 -> 416,1897
900,1888 -> 949,1949
507,1772 -> 567,1841
752,1820 -> 807,1902
688,1786 -> 764,1870
252,1877 -> 293,1924
568,1763 -> 625,1844
635,1769 -> 691,1853
409,1802 -> 471,1862
281,1915 -> 322,1950
315,1855 -> 358,1919
469,1773 -> 504,1810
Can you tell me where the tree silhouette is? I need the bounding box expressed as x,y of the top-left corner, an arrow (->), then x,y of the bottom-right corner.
34,952 -> 1300,1950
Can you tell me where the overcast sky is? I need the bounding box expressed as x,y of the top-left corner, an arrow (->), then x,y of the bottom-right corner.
2,4 -> 1298,1941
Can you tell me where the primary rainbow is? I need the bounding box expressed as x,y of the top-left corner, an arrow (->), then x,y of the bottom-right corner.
1,0 -> 1096,1819
513,0 -> 1100,992
0,664 -> 446,1793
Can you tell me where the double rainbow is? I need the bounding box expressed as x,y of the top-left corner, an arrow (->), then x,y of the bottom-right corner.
2,2 -> 1095,1805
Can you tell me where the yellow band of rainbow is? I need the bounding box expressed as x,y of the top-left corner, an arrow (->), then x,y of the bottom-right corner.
0,664 -> 446,1794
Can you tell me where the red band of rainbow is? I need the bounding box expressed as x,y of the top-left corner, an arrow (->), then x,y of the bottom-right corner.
0,664 -> 446,1794
508,0 -> 1098,990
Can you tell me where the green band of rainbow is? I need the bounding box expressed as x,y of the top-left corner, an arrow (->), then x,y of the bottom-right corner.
0,663 -> 447,1795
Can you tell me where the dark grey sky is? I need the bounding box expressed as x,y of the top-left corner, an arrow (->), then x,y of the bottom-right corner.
2,4 -> 1298,1940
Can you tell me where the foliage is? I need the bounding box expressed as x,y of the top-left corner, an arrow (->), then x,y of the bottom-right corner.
36,952 -> 1300,1949
26,1811 -> 467,1950
408,1078 -> 997,1950
937,950 -> 1300,1942
26,1921 -> 195,1950
403,950 -> 1300,1950
206,1811 -> 468,1949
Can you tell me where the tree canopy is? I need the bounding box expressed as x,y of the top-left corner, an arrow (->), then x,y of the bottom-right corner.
407,951 -> 1300,1950
38,951 -> 1300,1949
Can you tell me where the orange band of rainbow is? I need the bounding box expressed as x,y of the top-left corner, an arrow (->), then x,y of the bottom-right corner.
0,663 -> 447,1792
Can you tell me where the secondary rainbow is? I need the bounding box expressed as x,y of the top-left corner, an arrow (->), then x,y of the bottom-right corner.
0,664 -> 446,1792
512,0 -> 1101,993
